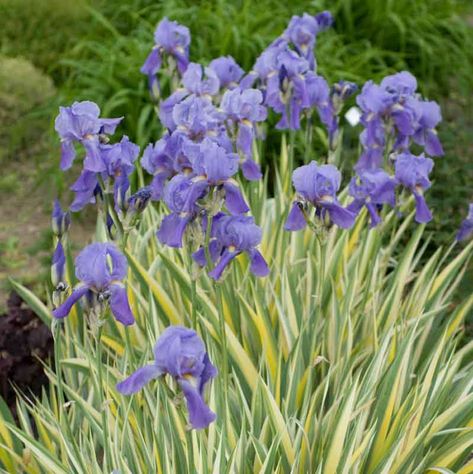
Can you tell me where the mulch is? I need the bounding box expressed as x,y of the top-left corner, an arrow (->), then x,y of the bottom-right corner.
0,291 -> 53,415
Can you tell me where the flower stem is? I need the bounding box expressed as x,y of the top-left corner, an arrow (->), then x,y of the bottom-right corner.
96,325 -> 113,470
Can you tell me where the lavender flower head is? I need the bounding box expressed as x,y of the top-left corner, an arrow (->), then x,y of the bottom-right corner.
283,11 -> 333,68
456,203 -> 473,242
221,87 -> 267,180
209,56 -> 244,90
394,152 -> 433,223
355,71 -> 443,170
52,243 -> 134,326
117,326 -> 217,430
54,101 -> 122,172
348,169 -> 396,227
157,174 -> 205,248
141,18 -> 191,78
285,161 -> 356,231
193,214 -> 269,280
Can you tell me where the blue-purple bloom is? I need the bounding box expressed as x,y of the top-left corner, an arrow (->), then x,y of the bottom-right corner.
285,161 -> 356,230
141,138 -> 175,200
52,199 -> 71,238
157,174 -> 204,248
52,243 -> 134,326
394,152 -> 433,223
221,87 -> 267,179
456,204 -> 473,241
209,56 -> 244,90
189,139 -> 249,214
116,326 -> 217,430
283,11 -> 333,69
141,18 -> 190,78
348,169 -> 396,227
355,71 -> 443,170
193,214 -> 269,280
54,101 -> 123,171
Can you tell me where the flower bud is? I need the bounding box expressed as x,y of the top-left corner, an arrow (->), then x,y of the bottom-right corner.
51,200 -> 71,238
51,242 -> 66,288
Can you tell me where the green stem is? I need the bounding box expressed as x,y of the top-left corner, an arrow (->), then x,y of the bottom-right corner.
96,326 -> 113,470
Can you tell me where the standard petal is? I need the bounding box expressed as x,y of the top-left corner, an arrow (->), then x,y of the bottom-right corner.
178,379 -> 216,430
284,202 -> 306,231
116,364 -> 162,395
52,286 -> 89,319
110,284 -> 135,326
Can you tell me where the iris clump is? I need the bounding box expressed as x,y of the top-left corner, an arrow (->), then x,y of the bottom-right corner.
21,10 -> 470,471
117,326 -> 217,430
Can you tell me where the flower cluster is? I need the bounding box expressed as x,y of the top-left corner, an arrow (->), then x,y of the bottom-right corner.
240,11 -> 355,146
139,18 -> 269,280
55,101 -> 140,213
356,71 -> 443,171
117,326 -> 217,429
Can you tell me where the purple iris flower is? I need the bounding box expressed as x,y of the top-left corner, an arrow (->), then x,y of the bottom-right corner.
348,169 -> 397,227
51,242 -> 66,289
164,94 -> 220,137
157,174 -> 205,248
209,56 -> 244,90
394,152 -> 434,223
101,135 -> 140,179
141,18 -> 190,78
190,139 -> 249,214
306,74 -> 337,142
193,215 -> 269,280
355,72 -> 443,170
116,326 -> 217,430
67,136 -> 139,212
54,101 -> 122,171
456,204 -> 473,241
52,199 -> 71,238
265,48 -> 312,129
52,243 -> 134,326
221,87 -> 267,180
283,11 -> 333,69
285,161 -> 356,230
141,138 -> 175,200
